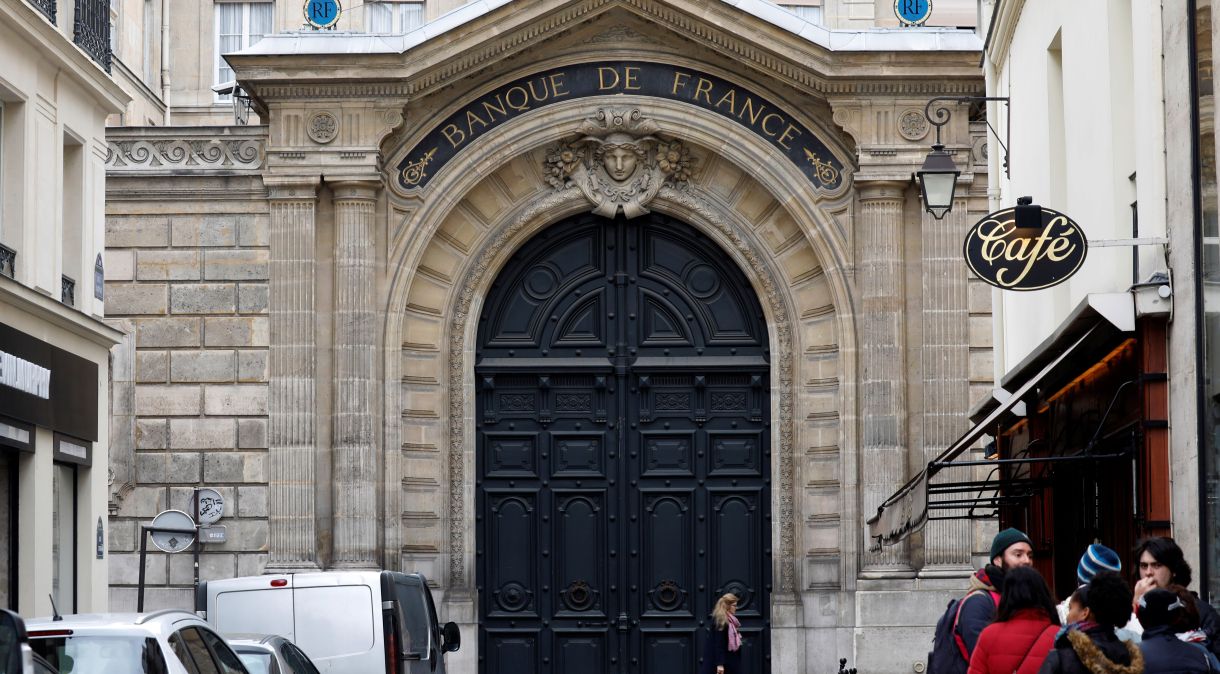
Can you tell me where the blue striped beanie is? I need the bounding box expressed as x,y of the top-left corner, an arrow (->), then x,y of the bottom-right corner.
1077,544 -> 1121,585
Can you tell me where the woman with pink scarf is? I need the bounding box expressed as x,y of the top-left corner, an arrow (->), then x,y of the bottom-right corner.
701,592 -> 743,674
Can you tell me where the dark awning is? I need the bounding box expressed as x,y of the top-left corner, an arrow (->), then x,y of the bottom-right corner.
863,319 -> 1117,547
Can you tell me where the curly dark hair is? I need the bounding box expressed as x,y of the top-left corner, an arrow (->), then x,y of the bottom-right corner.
1135,537 -> 1193,586
1083,571 -> 1134,628
996,566 -> 1060,625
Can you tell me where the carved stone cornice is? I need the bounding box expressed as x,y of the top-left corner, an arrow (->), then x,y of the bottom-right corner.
331,179 -> 382,202
854,179 -> 907,202
105,127 -> 266,175
252,82 -> 412,101
231,0 -> 982,112
264,175 -> 321,201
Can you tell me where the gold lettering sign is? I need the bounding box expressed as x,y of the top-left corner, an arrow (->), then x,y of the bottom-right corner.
395,61 -> 847,191
963,206 -> 1089,291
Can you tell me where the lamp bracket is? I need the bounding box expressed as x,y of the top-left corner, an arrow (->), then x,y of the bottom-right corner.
924,96 -> 1011,178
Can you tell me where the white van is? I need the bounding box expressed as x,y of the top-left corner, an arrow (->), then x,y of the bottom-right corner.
199,571 -> 459,674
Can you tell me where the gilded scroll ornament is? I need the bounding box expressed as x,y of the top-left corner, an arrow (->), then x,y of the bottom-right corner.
543,108 -> 695,218
401,148 -> 437,187
803,148 -> 841,187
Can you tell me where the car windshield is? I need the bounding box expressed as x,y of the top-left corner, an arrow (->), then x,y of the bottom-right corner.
29,635 -> 169,674
235,651 -> 273,674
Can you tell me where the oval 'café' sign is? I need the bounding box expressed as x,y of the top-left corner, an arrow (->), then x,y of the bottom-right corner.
963,205 -> 1088,291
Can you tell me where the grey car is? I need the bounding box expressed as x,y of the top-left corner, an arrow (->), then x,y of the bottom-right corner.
226,634 -> 320,674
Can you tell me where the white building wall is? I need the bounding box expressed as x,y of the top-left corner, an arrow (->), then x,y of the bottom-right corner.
985,0 -> 1167,374
0,0 -> 127,617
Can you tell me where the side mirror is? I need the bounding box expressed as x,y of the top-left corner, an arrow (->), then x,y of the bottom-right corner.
441,622 -> 461,653
0,609 -> 32,674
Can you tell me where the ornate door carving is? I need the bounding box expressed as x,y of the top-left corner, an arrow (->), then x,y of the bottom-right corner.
476,213 -> 770,673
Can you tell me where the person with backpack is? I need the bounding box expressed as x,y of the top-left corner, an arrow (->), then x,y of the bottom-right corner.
1137,587 -> 1217,673
967,566 -> 1060,674
1039,571 -> 1144,674
929,527 -> 1035,674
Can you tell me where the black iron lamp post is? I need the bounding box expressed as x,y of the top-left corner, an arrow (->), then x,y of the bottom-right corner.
915,96 -> 1010,220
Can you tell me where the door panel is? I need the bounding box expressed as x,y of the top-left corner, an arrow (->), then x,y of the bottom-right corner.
553,490 -> 608,618
477,213 -> 769,673
484,631 -> 537,674
486,491 -> 538,617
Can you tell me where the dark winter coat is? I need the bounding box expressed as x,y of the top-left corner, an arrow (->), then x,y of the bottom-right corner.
699,622 -> 743,674
1038,625 -> 1144,674
958,566 -> 1005,657
1138,626 -> 1214,674
967,608 -> 1058,674
1193,594 -> 1220,660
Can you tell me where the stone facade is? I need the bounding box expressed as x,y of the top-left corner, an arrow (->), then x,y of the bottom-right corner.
105,126 -> 271,609
105,1 -> 993,671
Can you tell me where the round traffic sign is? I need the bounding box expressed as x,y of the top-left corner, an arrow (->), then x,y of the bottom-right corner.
196,488 -> 225,525
149,510 -> 196,553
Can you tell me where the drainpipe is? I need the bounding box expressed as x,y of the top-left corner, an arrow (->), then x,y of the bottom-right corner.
161,0 -> 170,124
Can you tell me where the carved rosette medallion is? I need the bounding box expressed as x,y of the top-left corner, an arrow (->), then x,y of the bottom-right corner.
307,111 -> 339,144
544,108 -> 695,218
898,109 -> 930,141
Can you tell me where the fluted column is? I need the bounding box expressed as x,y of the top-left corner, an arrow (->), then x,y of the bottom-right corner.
267,178 -> 321,572
331,180 -> 380,568
920,198 -> 973,570
857,180 -> 913,574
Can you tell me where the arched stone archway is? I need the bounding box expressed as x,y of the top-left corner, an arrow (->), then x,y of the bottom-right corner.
381,99 -> 856,671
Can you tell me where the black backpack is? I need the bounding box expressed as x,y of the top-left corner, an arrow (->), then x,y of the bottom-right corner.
927,589 -> 999,674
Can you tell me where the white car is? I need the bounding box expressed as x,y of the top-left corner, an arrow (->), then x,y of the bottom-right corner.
25,609 -> 250,674
226,634 -> 321,674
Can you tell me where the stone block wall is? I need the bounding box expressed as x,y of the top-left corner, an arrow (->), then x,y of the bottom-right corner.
105,169 -> 270,611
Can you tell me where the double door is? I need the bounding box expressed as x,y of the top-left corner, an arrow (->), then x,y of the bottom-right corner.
475,214 -> 771,673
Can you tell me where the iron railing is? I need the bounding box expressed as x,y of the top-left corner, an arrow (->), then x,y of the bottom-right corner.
73,0 -> 110,72
26,0 -> 55,23
0,244 -> 14,279
61,275 -> 75,306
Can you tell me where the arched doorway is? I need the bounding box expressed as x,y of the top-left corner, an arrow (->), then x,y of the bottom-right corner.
475,212 -> 772,674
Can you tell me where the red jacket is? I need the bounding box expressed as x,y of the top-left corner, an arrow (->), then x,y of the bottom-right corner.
967,608 -> 1058,674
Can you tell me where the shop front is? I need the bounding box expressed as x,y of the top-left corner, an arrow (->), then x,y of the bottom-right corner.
0,284 -> 120,615
870,287 -> 1173,598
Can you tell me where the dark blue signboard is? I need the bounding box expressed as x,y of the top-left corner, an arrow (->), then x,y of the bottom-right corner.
395,61 -> 847,193
303,0 -> 341,29
894,0 -> 933,25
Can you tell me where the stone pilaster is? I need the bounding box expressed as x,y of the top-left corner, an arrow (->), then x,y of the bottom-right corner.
857,180 -> 913,574
920,198 -> 973,570
330,179 -> 380,568
266,178 -> 321,572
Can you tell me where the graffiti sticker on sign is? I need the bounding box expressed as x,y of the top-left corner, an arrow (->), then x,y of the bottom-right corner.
963,205 -> 1089,291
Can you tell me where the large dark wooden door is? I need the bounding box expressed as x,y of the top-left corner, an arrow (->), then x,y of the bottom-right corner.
476,213 -> 770,674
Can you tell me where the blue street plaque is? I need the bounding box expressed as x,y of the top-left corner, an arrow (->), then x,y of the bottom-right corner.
894,0 -> 932,26
303,0 -> 341,29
